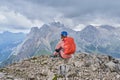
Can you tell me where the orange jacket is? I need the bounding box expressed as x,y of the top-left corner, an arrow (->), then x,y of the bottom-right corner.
53,37 -> 76,59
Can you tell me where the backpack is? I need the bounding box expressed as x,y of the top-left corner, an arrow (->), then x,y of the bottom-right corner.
63,37 -> 76,55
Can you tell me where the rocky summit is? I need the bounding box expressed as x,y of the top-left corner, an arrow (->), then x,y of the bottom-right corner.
0,53 -> 120,80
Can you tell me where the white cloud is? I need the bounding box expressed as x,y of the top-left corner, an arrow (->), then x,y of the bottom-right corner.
0,15 -> 6,22
86,16 -> 120,27
73,24 -> 86,31
54,14 -> 75,28
0,0 -> 120,33
0,6 -> 44,33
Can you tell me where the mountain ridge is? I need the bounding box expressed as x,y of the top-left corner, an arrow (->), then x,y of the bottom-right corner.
1,22 -> 120,67
0,31 -> 26,64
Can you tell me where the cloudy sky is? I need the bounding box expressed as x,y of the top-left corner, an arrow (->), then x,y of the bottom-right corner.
0,0 -> 120,33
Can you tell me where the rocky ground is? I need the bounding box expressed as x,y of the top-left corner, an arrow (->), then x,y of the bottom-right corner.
0,53 -> 120,80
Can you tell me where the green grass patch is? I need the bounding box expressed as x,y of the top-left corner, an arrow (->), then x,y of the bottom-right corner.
34,50 -> 51,56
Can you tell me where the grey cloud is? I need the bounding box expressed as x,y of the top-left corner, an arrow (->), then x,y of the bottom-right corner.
1,0 -> 120,19
0,0 -> 120,31
8,25 -> 29,30
0,24 -> 29,30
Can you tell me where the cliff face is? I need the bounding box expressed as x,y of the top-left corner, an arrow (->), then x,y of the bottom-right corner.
0,53 -> 120,80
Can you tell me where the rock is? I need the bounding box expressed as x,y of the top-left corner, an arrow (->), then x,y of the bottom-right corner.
0,53 -> 120,80
91,65 -> 98,71
74,61 -> 84,67
116,74 -> 120,78
48,72 -> 54,80
105,61 -> 119,72
14,78 -> 25,80
0,72 -> 5,78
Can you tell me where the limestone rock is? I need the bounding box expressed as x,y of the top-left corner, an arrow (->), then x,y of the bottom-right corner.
0,53 -> 120,80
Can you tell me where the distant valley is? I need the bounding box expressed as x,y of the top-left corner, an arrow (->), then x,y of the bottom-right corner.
0,31 -> 26,66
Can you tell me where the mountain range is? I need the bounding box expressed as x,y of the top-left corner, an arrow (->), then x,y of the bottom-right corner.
0,31 -> 26,65
1,22 -> 120,67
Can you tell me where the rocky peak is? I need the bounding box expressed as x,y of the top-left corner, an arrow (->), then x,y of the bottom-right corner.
80,25 -> 99,42
82,25 -> 98,33
100,25 -> 115,31
30,27 -> 39,34
0,53 -> 120,80
49,22 -> 65,28
40,24 -> 51,32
